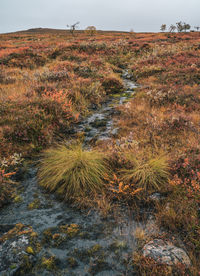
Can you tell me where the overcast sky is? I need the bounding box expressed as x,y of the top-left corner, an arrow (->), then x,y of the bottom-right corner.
0,0 -> 199,34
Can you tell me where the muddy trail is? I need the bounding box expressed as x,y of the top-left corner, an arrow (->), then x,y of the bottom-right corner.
0,71 -> 157,276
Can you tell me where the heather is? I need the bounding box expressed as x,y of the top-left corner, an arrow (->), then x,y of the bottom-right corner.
0,30 -> 200,275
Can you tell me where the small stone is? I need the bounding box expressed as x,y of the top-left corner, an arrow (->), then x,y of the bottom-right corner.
149,193 -> 163,201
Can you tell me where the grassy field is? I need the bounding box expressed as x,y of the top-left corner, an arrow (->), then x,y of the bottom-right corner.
0,29 -> 200,274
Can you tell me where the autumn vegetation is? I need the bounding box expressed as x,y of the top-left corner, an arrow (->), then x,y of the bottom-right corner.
38,142 -> 109,200
0,28 -> 200,274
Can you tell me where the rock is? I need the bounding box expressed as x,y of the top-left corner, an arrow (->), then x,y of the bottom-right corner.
90,118 -> 107,128
0,224 -> 37,275
143,239 -> 191,267
110,128 -> 118,136
149,193 -> 164,202
122,71 -> 132,79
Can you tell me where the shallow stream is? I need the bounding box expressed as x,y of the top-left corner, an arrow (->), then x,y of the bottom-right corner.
76,70 -> 137,143
0,71 -> 155,275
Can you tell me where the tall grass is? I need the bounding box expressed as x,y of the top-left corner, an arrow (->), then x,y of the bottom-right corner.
38,143 -> 108,201
121,155 -> 169,193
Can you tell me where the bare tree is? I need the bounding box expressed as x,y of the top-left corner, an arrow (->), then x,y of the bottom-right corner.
160,24 -> 167,32
183,23 -> 191,32
169,24 -> 176,33
67,22 -> 80,36
176,21 -> 185,32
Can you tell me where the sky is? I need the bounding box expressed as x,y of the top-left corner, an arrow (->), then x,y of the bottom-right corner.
0,0 -> 200,34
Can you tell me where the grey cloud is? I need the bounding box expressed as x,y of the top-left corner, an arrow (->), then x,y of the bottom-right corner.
0,0 -> 199,33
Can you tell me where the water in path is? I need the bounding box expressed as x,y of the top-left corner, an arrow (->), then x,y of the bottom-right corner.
76,71 -> 137,143
0,71 -> 154,275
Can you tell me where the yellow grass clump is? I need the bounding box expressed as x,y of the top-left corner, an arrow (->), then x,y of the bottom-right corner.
121,155 -> 170,194
38,143 -> 109,201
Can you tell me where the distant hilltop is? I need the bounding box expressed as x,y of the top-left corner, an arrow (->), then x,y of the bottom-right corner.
2,27 -> 129,35
20,27 -> 69,33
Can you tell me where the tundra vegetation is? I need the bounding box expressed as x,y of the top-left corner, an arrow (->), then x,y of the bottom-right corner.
0,28 -> 200,274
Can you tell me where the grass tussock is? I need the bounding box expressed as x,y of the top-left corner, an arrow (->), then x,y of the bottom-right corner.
38,143 -> 109,201
120,154 -> 170,194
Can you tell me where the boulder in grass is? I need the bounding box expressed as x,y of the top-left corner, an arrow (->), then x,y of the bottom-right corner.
143,239 -> 191,267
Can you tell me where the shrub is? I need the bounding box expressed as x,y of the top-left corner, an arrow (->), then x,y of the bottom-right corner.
0,154 -> 20,208
156,196 -> 198,232
85,26 -> 97,36
0,69 -> 15,84
1,93 -> 74,153
155,187 -> 200,258
133,65 -> 165,79
3,102 -> 54,150
102,74 -> 124,94
1,50 -> 47,69
132,253 -> 188,276
120,155 -> 169,194
79,42 -> 107,54
0,171 -> 15,208
38,143 -> 108,201
34,69 -> 69,82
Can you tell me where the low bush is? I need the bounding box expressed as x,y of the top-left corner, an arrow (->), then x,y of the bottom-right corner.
1,50 -> 47,69
0,170 -> 15,208
79,42 -> 107,54
156,188 -> 200,262
35,69 -> 69,82
0,69 -> 16,84
1,91 -> 75,154
0,153 -> 23,208
132,253 -> 189,276
102,74 -> 124,94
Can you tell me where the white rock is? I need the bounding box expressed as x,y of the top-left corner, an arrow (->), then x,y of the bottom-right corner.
143,239 -> 191,267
